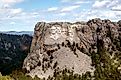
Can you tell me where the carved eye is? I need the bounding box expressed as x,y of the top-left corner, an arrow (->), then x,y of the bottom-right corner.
58,30 -> 61,33
52,33 -> 55,35
51,29 -> 56,33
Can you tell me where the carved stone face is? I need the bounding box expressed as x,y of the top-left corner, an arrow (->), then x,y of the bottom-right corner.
68,24 -> 76,41
44,24 -> 80,45
50,25 -> 61,40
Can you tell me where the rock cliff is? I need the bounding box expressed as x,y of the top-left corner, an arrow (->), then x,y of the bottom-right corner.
23,18 -> 121,79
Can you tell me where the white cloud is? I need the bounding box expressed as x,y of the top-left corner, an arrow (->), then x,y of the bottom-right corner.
61,0 -> 73,2
32,12 -> 39,15
61,5 -> 80,12
92,0 -> 110,8
61,0 -> 81,3
58,12 -> 67,16
10,21 -> 16,25
92,0 -> 121,10
1,0 -> 121,31
75,9 -> 121,22
0,8 -> 23,20
0,0 -> 24,9
107,0 -> 119,8
3,4 -> 11,8
1,0 -> 24,4
47,7 -> 58,11
101,11 -> 116,18
111,5 -> 121,11
11,8 -> 22,14
74,1 -> 90,4
0,0 -> 23,20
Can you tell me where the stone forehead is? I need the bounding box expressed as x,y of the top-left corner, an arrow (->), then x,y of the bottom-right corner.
49,24 -> 78,28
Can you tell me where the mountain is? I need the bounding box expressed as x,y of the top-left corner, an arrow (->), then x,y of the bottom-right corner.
23,18 -> 121,80
0,18 -> 121,80
0,33 -> 32,75
0,31 -> 33,36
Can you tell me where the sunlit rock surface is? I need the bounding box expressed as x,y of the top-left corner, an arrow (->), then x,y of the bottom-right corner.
23,18 -> 121,79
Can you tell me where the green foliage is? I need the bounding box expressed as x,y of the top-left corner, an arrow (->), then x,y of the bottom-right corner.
91,46 -> 121,80
0,33 -> 32,75
0,75 -> 12,80
45,69 -> 92,80
9,69 -> 43,80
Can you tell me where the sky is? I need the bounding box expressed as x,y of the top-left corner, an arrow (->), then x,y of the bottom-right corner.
0,0 -> 121,31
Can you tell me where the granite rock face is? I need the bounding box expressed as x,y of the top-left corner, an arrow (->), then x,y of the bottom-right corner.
23,18 -> 121,79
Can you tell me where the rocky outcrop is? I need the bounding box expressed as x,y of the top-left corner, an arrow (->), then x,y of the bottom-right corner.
23,18 -> 121,79
0,33 -> 32,75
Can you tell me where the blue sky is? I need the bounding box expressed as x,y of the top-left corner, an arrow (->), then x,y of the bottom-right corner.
0,0 -> 121,31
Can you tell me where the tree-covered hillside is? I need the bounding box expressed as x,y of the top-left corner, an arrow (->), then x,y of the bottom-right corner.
0,33 -> 32,75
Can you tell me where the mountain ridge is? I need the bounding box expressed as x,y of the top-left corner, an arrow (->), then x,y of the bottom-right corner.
0,31 -> 33,36
23,18 -> 121,79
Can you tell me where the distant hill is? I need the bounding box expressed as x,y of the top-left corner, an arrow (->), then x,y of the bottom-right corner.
0,33 -> 32,75
0,31 -> 33,36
